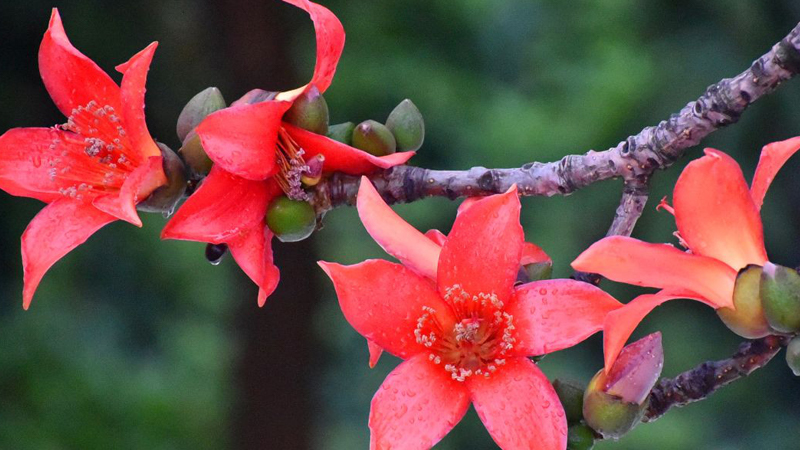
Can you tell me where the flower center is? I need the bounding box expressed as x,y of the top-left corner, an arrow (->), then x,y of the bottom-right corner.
415,284 -> 516,382
275,127 -> 310,201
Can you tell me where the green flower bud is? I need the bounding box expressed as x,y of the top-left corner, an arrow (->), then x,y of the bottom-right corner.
327,121 -> 356,145
567,424 -> 595,450
176,87 -> 226,142
760,262 -> 800,333
205,243 -> 228,266
137,143 -> 187,216
525,261 -> 553,282
385,99 -> 425,152
283,85 -> 329,135
179,130 -> 214,176
352,120 -> 396,156
266,196 -> 317,243
583,377 -> 644,440
717,264 -> 772,338
553,379 -> 585,424
786,335 -> 800,376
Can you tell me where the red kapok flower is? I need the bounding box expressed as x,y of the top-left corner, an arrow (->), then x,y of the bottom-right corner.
572,138 -> 800,370
320,178 -> 623,450
0,9 -> 166,309
162,0 -> 413,306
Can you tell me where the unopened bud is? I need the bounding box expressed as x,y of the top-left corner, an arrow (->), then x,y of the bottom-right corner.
760,262 -> 800,333
205,243 -> 228,265
553,379 -> 584,424
176,87 -> 226,142
179,130 -> 214,176
385,99 -> 425,151
137,143 -> 187,216
567,424 -> 595,450
327,121 -> 356,145
717,264 -> 772,338
583,333 -> 663,439
266,196 -> 317,243
301,155 -> 325,186
283,85 -> 329,135
352,120 -> 397,156
525,260 -> 553,282
786,336 -> 800,376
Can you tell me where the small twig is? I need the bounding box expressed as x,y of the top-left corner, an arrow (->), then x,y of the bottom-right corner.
643,335 -> 790,422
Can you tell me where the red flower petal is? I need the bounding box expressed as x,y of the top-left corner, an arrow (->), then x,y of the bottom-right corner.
603,291 -> 712,372
162,167 -> 278,243
367,339 -> 383,368
284,124 -> 414,174
196,101 -> 292,180
673,148 -> 767,270
318,260 -> 454,360
572,236 -> 736,309
21,199 -> 116,309
282,0 -> 345,94
228,224 -> 280,307
115,42 -> 162,160
751,136 -> 800,210
38,9 -> 121,118
0,127 -> 79,203
356,177 -> 440,279
508,279 -> 622,356
92,155 -> 164,226
369,353 -> 469,450
521,242 -> 551,265
467,357 -> 567,450
437,187 -> 523,305
424,229 -> 447,247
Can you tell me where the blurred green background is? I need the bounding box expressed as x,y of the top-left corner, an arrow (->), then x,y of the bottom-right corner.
1,1 -> 800,448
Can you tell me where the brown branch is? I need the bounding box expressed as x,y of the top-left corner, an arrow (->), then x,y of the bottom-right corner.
643,334 -> 790,422
311,21 -> 800,212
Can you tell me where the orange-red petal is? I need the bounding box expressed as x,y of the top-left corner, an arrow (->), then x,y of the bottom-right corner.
437,187 -> 523,305
284,123 -> 414,174
520,242 -> 551,265
38,9 -> 121,118
282,0 -> 345,94
572,236 -> 736,309
673,148 -> 767,270
367,339 -> 383,368
228,224 -> 280,307
21,199 -> 116,309
115,42 -> 161,160
92,155 -> 164,226
356,177 -> 440,279
423,229 -> 448,247
508,279 -> 623,357
603,290 -> 713,372
751,136 -> 800,210
369,354 -> 469,450
196,101 -> 292,181
162,167 -> 278,243
466,357 -> 567,450
318,259 -> 453,360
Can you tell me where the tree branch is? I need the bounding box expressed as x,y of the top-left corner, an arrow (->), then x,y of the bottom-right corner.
643,334 -> 790,423
311,21 -> 800,212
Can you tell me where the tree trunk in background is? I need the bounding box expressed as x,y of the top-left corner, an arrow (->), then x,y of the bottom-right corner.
211,2 -> 318,449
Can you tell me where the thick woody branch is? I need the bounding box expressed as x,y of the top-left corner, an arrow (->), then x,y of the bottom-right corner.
311,21 -> 800,212
643,334 -> 790,422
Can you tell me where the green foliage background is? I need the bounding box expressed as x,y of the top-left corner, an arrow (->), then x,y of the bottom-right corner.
1,1 -> 799,448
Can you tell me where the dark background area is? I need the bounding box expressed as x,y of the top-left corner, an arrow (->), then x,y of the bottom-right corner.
1,1 -> 800,448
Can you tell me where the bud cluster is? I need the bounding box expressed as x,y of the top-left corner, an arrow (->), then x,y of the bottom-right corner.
326,99 -> 425,156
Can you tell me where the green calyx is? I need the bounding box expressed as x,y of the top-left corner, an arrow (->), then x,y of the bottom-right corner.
137,143 -> 187,216
266,196 -> 317,243
553,379 -> 585,424
176,87 -> 226,142
760,262 -> 800,333
327,121 -> 356,145
717,264 -> 772,338
582,370 -> 645,440
283,85 -> 329,135
786,336 -> 800,376
525,261 -> 553,283
385,99 -> 425,151
352,120 -> 397,156
567,424 -> 595,450
179,131 -> 214,176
